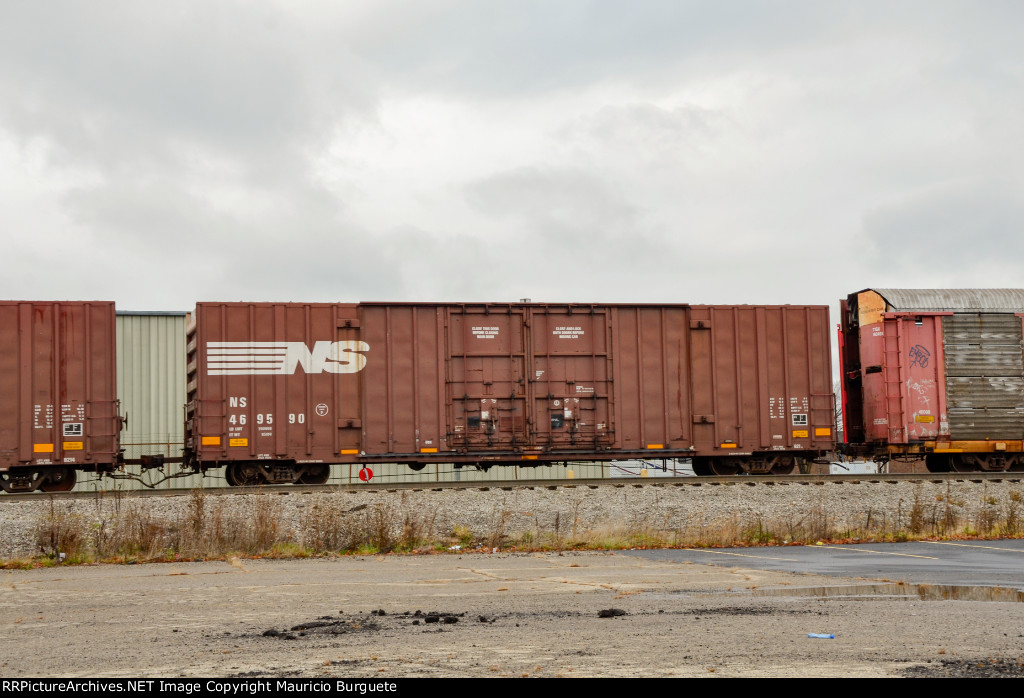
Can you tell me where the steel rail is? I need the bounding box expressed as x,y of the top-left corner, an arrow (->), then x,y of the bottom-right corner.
1,471 -> 1020,502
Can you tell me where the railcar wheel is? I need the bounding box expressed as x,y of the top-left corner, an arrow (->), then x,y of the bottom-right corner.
949,455 -> 976,473
925,454 -> 951,473
982,455 -> 1013,472
297,464 -> 330,485
950,454 -> 1013,473
709,458 -> 742,476
770,458 -> 796,475
691,457 -> 712,477
407,463 -> 426,472
40,468 -> 77,493
226,462 -> 264,487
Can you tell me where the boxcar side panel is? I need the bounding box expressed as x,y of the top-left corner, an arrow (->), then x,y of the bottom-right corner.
0,301 -> 119,471
360,305 -> 445,458
611,306 -> 691,452
188,301 -> 832,470
188,303 -> 364,466
689,306 -> 832,456
442,305 -> 525,454
528,306 -> 614,452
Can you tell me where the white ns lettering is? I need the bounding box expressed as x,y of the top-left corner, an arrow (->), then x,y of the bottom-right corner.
206,341 -> 370,375
288,341 -> 369,374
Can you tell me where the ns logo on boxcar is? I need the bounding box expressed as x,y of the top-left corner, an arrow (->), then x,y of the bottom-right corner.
206,341 -> 370,375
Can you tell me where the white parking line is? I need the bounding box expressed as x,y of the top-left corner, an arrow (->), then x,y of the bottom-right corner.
815,545 -> 938,560
923,541 -> 1024,553
682,549 -> 799,561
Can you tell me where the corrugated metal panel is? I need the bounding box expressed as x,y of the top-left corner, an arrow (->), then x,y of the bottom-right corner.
946,377 -> 1024,408
944,314 -> 1024,344
943,313 -> 1024,440
944,345 -> 1024,376
74,312 -> 194,492
874,289 -> 1024,313
945,409 -> 1024,439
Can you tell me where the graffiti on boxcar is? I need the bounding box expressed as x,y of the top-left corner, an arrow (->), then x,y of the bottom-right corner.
906,377 -> 935,408
908,344 -> 930,368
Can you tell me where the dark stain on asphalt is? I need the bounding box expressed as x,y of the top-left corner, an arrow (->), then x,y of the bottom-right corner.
234,668 -> 304,678
259,610 -> 468,639
682,606 -> 811,616
256,606 -> 700,641
900,658 -> 1024,678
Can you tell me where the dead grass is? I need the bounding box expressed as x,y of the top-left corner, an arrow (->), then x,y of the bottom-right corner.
298,499 -> 436,553
29,490 -> 288,563
35,499 -> 88,563
11,484 -> 1024,566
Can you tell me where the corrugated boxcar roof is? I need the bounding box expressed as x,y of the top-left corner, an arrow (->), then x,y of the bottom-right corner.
872,288 -> 1024,312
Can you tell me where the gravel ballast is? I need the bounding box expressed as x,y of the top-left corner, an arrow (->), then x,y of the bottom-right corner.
3,477 -> 1021,560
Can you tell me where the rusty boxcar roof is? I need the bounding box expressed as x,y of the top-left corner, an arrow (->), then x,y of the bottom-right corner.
870,288 -> 1024,313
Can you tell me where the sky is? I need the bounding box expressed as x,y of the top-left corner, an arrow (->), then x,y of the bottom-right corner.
2,1 -> 1022,313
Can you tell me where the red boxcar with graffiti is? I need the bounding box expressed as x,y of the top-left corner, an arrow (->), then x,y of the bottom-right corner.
840,288 -> 1024,472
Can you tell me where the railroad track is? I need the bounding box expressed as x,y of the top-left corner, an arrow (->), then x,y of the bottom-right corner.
3,471 -> 1021,502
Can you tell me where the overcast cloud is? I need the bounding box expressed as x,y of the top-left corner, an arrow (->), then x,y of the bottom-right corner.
2,1 -> 1022,312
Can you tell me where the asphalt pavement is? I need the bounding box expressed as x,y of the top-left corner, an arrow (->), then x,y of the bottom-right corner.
628,539 -> 1024,590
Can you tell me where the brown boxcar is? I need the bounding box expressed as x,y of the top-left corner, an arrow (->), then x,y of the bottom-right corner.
840,288 -> 1024,472
186,302 -> 833,483
0,301 -> 121,492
